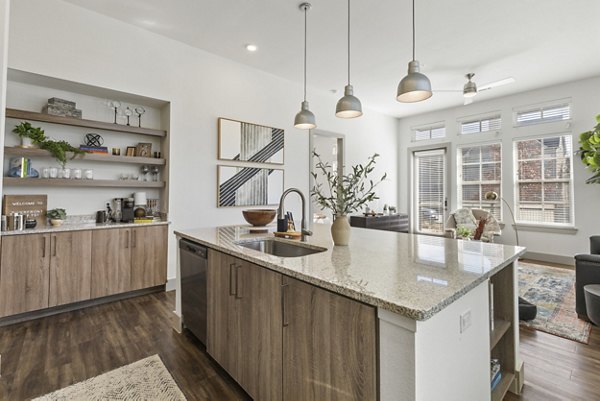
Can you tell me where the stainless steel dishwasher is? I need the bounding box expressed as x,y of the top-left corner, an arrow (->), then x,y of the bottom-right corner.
179,239 -> 207,344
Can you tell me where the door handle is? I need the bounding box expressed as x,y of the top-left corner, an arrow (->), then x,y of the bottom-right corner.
229,263 -> 236,296
125,230 -> 130,249
235,265 -> 242,299
132,230 -> 137,248
282,282 -> 289,327
42,235 -> 46,257
52,235 -> 57,257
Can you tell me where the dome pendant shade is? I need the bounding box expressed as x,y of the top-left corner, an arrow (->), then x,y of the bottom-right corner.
396,60 -> 432,103
335,85 -> 363,118
294,100 -> 316,129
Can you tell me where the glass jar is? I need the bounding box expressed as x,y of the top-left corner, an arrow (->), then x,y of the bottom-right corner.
72,168 -> 82,179
83,169 -> 93,180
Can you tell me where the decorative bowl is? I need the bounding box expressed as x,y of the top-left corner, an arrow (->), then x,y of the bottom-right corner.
242,209 -> 277,227
50,219 -> 64,227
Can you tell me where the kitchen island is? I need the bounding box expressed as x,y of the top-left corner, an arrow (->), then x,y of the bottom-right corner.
175,224 -> 526,401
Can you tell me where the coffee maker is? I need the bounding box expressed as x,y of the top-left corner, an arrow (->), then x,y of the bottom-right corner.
122,197 -> 135,223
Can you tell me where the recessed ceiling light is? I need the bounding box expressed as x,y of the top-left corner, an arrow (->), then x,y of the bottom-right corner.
245,44 -> 258,52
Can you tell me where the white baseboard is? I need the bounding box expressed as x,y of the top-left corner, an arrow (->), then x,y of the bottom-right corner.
522,251 -> 575,267
166,277 -> 177,291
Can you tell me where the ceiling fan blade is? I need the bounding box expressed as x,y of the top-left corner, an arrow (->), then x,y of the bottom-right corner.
433,89 -> 463,92
478,77 -> 516,91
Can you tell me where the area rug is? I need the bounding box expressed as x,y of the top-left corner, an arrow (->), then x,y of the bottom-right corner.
519,261 -> 592,344
33,354 -> 187,401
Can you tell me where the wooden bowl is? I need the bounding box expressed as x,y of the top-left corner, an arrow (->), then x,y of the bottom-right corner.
242,209 -> 277,227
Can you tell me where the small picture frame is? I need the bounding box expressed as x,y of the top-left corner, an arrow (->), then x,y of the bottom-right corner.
126,146 -> 136,157
136,143 -> 152,158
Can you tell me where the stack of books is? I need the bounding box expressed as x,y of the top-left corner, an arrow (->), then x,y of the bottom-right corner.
79,145 -> 109,154
491,358 -> 502,390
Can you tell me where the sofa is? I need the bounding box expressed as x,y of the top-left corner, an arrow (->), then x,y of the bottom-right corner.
575,236 -> 600,319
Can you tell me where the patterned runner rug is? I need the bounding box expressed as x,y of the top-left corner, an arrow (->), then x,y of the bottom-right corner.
519,261 -> 592,344
33,354 -> 187,401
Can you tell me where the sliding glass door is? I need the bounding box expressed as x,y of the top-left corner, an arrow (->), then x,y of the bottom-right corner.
413,148 -> 447,235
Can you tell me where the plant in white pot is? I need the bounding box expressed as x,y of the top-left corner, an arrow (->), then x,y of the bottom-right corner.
47,208 -> 67,226
311,151 -> 387,246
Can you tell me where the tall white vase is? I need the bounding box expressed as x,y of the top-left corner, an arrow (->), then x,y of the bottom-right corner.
331,215 -> 351,246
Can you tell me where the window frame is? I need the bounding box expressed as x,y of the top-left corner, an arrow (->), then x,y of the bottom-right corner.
512,132 -> 575,228
411,121 -> 446,142
513,98 -> 572,127
456,141 -> 503,222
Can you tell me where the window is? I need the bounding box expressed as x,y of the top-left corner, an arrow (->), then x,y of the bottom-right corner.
457,143 -> 502,220
460,115 -> 502,135
513,135 -> 574,226
515,100 -> 571,126
413,123 -> 445,141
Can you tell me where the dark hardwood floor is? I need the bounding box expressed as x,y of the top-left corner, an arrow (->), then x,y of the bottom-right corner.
0,291 -> 250,401
0,290 -> 598,401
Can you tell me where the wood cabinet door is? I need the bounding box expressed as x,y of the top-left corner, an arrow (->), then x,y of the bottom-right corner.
283,276 -> 377,401
0,234 -> 50,317
207,250 -> 241,380
130,225 -> 167,290
49,231 -> 92,307
91,228 -> 132,298
236,260 -> 282,401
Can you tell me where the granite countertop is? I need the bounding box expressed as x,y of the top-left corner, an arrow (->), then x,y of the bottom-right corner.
175,224 -> 526,321
2,219 -> 169,236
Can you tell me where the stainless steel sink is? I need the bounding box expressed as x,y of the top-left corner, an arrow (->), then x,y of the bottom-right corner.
236,239 -> 326,257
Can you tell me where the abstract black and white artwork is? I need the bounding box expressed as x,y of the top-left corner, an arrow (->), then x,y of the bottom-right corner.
217,165 -> 284,207
218,118 -> 284,164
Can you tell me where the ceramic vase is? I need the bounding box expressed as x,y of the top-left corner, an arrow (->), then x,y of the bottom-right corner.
20,136 -> 34,148
50,219 -> 63,227
331,215 -> 351,246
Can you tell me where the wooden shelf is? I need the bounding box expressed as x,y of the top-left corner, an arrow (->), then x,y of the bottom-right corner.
490,319 -> 511,349
491,372 -> 514,401
6,108 -> 166,138
3,177 -> 164,188
4,147 -> 165,165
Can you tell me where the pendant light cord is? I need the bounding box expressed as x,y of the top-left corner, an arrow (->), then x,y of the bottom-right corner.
303,6 -> 307,102
412,0 -> 416,61
347,0 -> 351,85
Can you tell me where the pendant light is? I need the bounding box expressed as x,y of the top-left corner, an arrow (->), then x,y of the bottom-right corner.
294,3 -> 316,130
335,0 -> 362,118
396,0 -> 432,103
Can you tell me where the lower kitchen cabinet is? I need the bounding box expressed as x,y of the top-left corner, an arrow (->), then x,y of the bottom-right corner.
0,224 -> 168,320
283,276 -> 377,401
0,230 -> 93,316
207,250 -> 376,401
0,234 -> 50,317
91,228 -> 132,298
49,231 -> 93,307
130,225 -> 168,290
207,251 -> 283,401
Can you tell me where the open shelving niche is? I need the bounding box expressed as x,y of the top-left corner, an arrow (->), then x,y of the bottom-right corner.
2,69 -> 171,216
489,262 -> 519,401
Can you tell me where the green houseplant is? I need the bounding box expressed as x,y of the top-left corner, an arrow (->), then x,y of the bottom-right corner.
46,208 -> 67,226
12,122 -> 85,168
311,151 -> 387,245
577,114 -> 600,184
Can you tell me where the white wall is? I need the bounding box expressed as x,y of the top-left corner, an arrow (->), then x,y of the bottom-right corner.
0,0 -> 9,182
398,76 -> 600,260
6,0 -> 398,280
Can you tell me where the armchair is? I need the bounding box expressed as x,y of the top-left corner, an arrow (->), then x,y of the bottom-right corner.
575,236 -> 600,319
445,208 -> 501,242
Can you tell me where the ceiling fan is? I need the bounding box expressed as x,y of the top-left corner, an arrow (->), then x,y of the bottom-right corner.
436,73 -> 516,105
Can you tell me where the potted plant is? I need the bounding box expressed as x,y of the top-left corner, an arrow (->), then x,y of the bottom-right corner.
577,114 -> 600,184
12,121 -> 85,168
311,151 -> 387,246
46,208 -> 67,226
456,225 -> 473,240
12,121 -> 44,148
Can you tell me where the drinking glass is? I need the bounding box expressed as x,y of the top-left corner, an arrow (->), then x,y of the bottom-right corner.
140,165 -> 149,181
135,106 -> 146,128
49,167 -> 58,179
151,166 -> 160,182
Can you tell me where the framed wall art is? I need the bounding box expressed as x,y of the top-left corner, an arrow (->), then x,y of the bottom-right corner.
217,165 -> 284,207
218,118 -> 284,165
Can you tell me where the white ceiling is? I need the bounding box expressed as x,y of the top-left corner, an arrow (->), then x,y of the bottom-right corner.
63,0 -> 600,118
